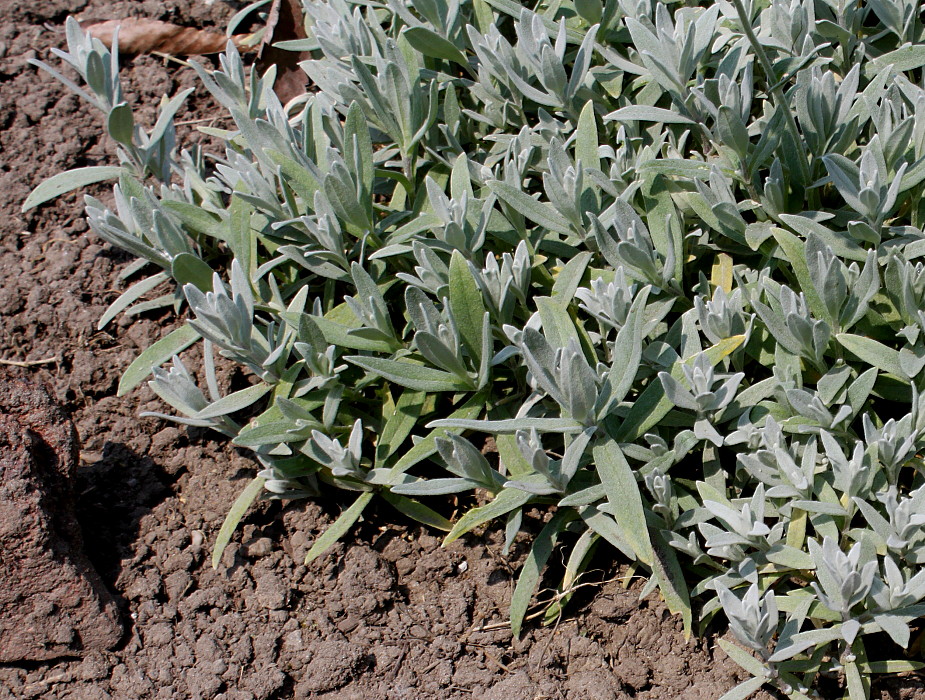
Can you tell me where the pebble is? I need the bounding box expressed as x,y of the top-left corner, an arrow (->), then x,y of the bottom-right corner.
243,537 -> 273,558
255,573 -> 287,610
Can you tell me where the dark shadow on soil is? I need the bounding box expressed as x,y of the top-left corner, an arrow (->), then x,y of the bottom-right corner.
76,442 -> 173,603
877,678 -> 925,699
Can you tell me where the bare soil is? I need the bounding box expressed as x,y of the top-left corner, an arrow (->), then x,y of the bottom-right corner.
1,1 -> 924,698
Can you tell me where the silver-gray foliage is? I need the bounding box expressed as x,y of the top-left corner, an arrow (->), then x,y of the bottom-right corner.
27,2 -> 925,696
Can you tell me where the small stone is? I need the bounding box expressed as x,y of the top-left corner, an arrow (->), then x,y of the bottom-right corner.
124,571 -> 163,600
144,623 -> 174,648
283,629 -> 303,653
76,653 -> 110,681
243,537 -> 274,558
297,641 -> 367,693
255,573 -> 287,610
163,550 -> 193,574
164,570 -> 192,600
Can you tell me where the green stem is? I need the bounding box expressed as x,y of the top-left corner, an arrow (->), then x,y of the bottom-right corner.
730,0 -> 813,192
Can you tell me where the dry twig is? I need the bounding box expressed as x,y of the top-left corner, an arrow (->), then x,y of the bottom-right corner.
0,356 -> 58,368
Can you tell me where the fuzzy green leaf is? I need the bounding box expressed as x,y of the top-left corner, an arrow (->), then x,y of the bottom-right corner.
212,476 -> 266,568
381,491 -> 453,531
118,324 -> 201,396
593,438 -> 653,565
171,253 -> 215,293
510,510 -> 571,637
403,27 -> 470,68
195,383 -> 272,419
427,417 -> 585,433
304,492 -> 374,564
443,488 -> 532,544
388,391 -> 487,479
23,166 -> 124,211
615,335 -> 745,441
376,390 -> 427,467
605,106 -> 696,124
449,250 -> 487,365
347,356 -> 471,392
487,180 -> 574,235
836,334 -> 906,379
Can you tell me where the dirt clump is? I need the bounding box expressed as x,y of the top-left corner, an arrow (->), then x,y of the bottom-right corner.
0,371 -> 123,662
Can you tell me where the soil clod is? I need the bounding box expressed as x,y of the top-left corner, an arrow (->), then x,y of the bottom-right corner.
0,371 -> 123,662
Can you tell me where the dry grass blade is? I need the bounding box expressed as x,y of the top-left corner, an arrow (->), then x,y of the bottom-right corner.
83,18 -> 252,56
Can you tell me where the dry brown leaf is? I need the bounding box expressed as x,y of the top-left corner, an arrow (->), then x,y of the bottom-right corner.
83,18 -> 252,56
256,0 -> 310,104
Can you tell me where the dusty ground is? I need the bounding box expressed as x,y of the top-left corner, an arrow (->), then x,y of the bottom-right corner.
1,1 -> 924,698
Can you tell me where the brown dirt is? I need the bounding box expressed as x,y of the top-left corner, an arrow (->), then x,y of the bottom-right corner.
0,1 -> 923,698
0,371 -> 123,662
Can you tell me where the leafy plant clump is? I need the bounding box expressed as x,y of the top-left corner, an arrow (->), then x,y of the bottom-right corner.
26,1 -> 925,696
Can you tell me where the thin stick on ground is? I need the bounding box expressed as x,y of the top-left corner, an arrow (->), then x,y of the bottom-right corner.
0,356 -> 58,368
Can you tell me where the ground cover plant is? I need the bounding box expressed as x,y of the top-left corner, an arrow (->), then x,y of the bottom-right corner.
24,0 -> 925,696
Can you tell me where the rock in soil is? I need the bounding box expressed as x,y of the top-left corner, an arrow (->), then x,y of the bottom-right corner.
0,370 -> 123,661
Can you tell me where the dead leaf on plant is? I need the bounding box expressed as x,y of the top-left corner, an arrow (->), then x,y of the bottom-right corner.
82,18 -> 254,56
256,0 -> 310,104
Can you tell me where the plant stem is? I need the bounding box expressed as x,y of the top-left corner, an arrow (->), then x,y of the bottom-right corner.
730,0 -> 813,192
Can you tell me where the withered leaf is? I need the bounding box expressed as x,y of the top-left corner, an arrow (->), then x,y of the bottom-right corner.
256,0 -> 310,104
83,18 -> 252,56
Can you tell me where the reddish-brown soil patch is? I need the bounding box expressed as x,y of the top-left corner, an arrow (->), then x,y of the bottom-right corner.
1,2 -> 923,698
